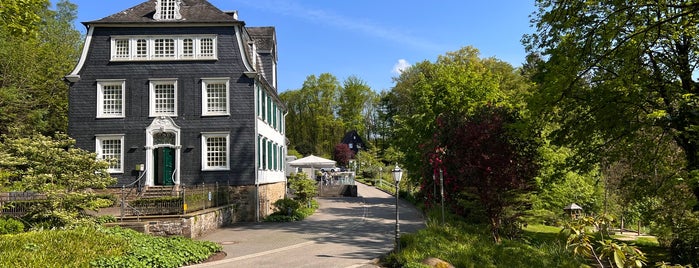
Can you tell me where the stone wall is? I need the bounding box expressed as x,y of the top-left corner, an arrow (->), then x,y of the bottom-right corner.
109,181 -> 287,238
258,181 -> 286,218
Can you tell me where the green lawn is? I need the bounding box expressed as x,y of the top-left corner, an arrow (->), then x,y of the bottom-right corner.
384,223 -> 585,268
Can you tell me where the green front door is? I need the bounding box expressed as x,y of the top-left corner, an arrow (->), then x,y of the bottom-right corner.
154,147 -> 175,186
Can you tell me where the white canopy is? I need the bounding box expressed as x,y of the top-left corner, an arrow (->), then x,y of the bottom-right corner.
564,203 -> 583,210
288,155 -> 336,168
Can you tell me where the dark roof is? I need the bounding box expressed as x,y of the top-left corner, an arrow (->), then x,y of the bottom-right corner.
85,0 -> 237,25
247,27 -> 276,51
341,130 -> 365,146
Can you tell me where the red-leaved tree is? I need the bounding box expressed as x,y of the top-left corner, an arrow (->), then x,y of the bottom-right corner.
333,143 -> 354,167
424,105 -> 540,243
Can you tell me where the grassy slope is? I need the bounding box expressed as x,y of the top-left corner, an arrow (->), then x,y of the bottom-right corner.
385,223 -> 585,268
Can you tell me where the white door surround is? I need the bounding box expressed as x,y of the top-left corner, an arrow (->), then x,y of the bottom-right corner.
145,116 -> 181,186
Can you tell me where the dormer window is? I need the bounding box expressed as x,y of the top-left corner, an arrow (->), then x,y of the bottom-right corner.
154,0 -> 182,21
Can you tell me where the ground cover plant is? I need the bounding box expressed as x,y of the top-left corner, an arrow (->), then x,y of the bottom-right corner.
0,225 -> 221,268
383,220 -> 585,268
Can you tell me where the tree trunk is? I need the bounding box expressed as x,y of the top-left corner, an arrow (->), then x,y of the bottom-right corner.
490,217 -> 501,244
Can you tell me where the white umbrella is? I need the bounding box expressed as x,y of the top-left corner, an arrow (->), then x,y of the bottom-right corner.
288,155 -> 336,176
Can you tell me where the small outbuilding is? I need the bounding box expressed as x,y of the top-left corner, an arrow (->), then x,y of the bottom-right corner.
563,203 -> 583,219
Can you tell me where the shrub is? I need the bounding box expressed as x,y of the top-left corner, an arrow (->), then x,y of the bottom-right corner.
0,217 -> 24,234
96,215 -> 117,224
264,199 -> 318,222
288,173 -> 317,204
273,198 -> 301,215
91,227 -> 222,268
523,209 -> 560,226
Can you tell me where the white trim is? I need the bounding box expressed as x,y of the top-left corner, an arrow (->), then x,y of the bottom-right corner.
201,132 -> 230,171
84,23 -> 239,28
154,0 -> 182,21
201,77 -> 230,116
110,35 -> 218,61
149,79 -> 178,117
235,26 -> 255,72
95,134 -> 124,174
66,27 -> 95,81
96,79 -> 126,118
145,116 -> 181,186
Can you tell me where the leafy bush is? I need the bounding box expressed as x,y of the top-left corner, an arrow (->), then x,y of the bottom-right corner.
0,134 -> 117,228
0,217 -> 24,234
264,199 -> 318,222
288,173 -> 317,204
523,209 -> 560,226
96,215 -> 117,224
670,230 -> 699,267
92,227 -> 222,268
273,198 -> 301,215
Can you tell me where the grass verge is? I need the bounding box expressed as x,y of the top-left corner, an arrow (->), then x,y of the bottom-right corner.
383,222 -> 585,268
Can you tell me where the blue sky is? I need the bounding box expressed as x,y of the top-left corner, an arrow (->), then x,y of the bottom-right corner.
62,0 -> 536,92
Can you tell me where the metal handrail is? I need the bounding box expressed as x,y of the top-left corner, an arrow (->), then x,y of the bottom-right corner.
120,167 -> 147,221
170,168 -> 178,195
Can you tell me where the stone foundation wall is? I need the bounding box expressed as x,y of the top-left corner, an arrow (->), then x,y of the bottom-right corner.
258,181 -> 286,218
110,181 -> 287,238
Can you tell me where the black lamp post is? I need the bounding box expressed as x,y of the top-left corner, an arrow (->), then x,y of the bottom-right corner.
391,164 -> 403,252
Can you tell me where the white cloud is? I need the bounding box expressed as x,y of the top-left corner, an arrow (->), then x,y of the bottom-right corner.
392,59 -> 411,75
236,0 -> 444,52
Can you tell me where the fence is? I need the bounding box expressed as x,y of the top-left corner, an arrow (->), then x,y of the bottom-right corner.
121,182 -> 243,219
0,192 -> 46,217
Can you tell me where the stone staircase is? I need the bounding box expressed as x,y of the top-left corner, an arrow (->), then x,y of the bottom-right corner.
141,186 -> 179,198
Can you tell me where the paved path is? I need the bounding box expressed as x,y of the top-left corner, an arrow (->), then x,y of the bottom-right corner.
189,183 -> 425,268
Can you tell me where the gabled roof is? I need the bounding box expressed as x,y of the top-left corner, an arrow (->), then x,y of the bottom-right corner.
341,130 -> 365,145
85,0 -> 237,25
247,27 -> 276,52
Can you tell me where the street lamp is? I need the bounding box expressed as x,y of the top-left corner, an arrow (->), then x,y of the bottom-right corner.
439,168 -> 445,225
391,164 -> 403,252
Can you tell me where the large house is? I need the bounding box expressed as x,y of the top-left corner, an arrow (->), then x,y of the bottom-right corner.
64,0 -> 286,210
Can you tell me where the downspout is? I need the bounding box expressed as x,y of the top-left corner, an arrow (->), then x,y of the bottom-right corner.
254,82 -> 260,222
236,24 -> 260,222
283,111 -> 289,199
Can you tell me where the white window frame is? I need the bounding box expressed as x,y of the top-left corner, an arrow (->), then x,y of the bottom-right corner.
110,35 -> 218,61
96,135 -> 124,173
113,39 -> 130,59
201,78 -> 230,116
149,79 -> 178,117
96,79 -> 125,118
201,132 -> 230,171
154,0 -> 182,20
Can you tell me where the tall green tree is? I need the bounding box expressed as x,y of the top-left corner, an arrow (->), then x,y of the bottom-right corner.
0,0 -> 81,137
387,46 -> 529,180
282,74 -> 380,157
338,76 -> 374,135
0,0 -> 49,37
525,0 -> 699,208
281,73 -> 343,156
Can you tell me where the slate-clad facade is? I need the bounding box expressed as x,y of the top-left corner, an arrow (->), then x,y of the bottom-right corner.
65,0 -> 286,189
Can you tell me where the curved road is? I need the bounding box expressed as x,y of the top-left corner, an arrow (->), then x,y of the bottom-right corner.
189,183 -> 425,268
